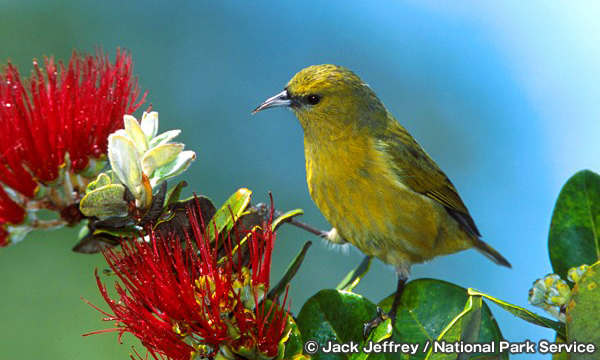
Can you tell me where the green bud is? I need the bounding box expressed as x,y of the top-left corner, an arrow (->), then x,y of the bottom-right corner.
528,273 -> 571,322
103,111 -> 195,211
567,264 -> 589,284
529,278 -> 547,306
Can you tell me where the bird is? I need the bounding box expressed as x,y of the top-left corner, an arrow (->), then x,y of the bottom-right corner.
253,64 -> 511,332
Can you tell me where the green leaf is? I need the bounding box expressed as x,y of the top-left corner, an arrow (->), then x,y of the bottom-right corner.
108,134 -> 143,198
566,261 -> 600,358
141,142 -> 184,177
349,318 -> 393,360
272,209 -> 304,231
92,226 -> 141,238
552,333 -> 570,360
336,256 -> 373,292
140,111 -> 159,141
79,184 -> 127,218
366,318 -> 393,343
72,232 -> 120,254
148,129 -> 181,148
295,282 -> 501,360
153,196 -> 215,242
424,296 -> 483,360
268,241 -> 312,300
78,221 -> 90,241
205,188 -> 252,243
85,173 -> 112,194
152,150 -> 196,186
379,279 -> 505,360
281,313 -> 304,360
296,289 -> 379,360
123,114 -> 149,154
549,170 -> 600,278
72,220 -> 121,254
163,180 -> 187,210
467,289 -> 565,337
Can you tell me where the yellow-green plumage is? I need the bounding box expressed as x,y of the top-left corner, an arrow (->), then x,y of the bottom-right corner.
256,64 -> 510,278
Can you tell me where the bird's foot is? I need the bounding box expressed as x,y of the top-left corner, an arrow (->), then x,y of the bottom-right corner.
363,307 -> 394,339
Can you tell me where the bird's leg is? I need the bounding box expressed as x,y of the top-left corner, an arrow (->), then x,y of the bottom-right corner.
387,274 -> 408,324
363,274 -> 408,338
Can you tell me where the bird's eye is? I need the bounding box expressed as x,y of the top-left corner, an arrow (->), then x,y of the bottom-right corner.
306,94 -> 321,105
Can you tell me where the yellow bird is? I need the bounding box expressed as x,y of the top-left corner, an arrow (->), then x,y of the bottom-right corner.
253,64 -> 510,328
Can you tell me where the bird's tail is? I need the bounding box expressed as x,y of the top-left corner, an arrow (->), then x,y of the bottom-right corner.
473,240 -> 512,268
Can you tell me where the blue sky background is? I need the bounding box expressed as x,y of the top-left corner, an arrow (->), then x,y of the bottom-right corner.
1,1 -> 599,359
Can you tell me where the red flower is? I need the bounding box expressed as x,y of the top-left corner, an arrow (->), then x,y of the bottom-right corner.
0,49 -> 145,245
88,199 -> 289,359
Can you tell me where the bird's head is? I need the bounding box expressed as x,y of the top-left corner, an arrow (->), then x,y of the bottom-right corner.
253,65 -> 387,137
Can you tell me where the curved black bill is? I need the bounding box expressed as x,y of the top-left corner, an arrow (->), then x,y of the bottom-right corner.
252,90 -> 291,114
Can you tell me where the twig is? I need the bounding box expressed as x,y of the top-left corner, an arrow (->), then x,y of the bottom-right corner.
253,202 -> 328,238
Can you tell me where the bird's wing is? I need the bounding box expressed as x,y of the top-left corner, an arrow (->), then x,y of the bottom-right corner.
376,116 -> 481,237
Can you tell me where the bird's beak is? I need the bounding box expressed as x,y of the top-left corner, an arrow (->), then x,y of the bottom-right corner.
252,90 -> 291,114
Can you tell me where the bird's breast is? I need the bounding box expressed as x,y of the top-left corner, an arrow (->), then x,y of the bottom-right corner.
304,133 -> 474,265
305,136 -> 438,261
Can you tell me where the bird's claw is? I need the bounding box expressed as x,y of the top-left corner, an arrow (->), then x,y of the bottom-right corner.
363,307 -> 389,339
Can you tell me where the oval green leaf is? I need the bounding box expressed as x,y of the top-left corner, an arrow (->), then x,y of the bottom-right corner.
296,289 -> 379,360
336,256 -> 373,292
140,111 -> 159,141
206,188 -> 252,243
272,208 -> 304,231
268,241 -> 313,301
467,289 -> 565,337
552,334 -> 570,360
281,313 -> 304,359
549,170 -> 600,278
85,173 -> 112,194
566,261 -> 600,359
152,150 -> 196,185
149,129 -> 181,148
141,142 -> 184,177
108,134 -> 143,198
349,318 -> 393,360
424,295 -> 483,360
124,114 -> 149,154
163,180 -> 187,210
79,184 -> 127,218
378,279 -> 505,360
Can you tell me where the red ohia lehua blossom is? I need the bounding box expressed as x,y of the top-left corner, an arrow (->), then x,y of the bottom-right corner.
87,198 -> 290,360
0,49 -> 145,246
